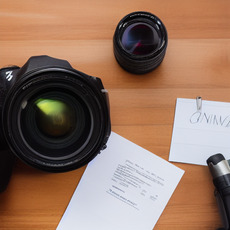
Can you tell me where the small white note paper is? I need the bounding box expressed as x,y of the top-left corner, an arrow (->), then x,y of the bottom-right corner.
57,132 -> 184,230
169,98 -> 230,166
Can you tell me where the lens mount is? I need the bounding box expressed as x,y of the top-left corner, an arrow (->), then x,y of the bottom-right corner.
3,68 -> 110,172
113,11 -> 168,74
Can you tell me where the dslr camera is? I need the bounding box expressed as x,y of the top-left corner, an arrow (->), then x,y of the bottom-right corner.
0,55 -> 111,192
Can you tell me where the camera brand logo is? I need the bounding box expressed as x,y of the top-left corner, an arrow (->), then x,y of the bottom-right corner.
5,71 -> 13,81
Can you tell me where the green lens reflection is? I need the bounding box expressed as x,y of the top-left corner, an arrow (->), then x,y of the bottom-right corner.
35,99 -> 75,137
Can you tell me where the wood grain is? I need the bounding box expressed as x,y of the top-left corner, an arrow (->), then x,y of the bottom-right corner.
0,0 -> 229,229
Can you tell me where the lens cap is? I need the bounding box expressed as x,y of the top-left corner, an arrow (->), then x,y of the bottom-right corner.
207,153 -> 225,165
113,11 -> 168,74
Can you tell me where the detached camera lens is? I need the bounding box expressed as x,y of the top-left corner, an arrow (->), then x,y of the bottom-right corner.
113,11 -> 168,74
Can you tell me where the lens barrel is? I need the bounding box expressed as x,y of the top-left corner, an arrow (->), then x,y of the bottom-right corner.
2,56 -> 111,172
113,11 -> 168,74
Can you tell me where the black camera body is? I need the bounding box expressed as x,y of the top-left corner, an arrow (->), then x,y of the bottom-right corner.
0,55 -> 111,192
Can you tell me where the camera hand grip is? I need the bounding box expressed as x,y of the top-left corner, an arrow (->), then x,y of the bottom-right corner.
0,150 -> 15,192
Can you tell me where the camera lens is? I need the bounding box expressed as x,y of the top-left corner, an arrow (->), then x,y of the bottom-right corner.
3,70 -> 110,172
20,88 -> 92,158
113,11 -> 168,74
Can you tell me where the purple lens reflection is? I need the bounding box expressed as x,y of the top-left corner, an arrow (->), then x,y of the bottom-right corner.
121,22 -> 159,55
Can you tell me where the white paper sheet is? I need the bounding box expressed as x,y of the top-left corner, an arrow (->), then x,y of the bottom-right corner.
169,98 -> 230,165
57,132 -> 184,230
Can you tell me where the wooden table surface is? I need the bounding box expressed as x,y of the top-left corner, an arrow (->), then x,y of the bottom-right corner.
0,0 -> 230,229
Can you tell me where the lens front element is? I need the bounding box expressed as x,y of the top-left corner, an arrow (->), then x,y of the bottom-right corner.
20,86 -> 92,161
35,98 -> 75,137
121,22 -> 160,56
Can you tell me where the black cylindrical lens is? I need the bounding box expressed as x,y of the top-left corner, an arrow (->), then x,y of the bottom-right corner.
207,153 -> 225,166
113,11 -> 168,74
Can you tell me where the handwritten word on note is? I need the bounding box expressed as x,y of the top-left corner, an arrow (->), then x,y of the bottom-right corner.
169,98 -> 230,165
